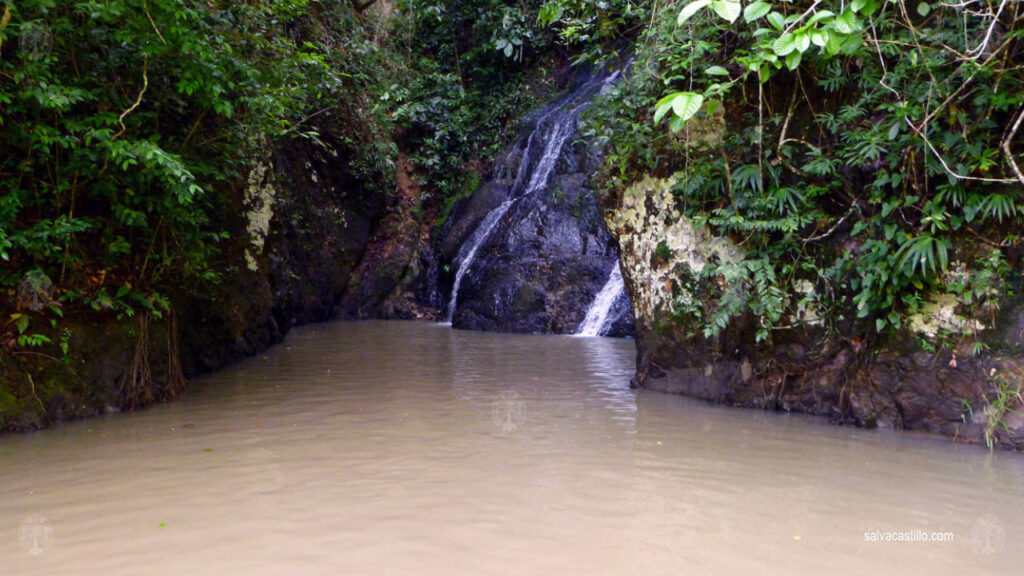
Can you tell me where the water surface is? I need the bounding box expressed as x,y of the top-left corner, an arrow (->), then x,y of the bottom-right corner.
1,321 -> 1021,574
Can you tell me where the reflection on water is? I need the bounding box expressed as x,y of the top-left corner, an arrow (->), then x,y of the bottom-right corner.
0,320 -> 1021,575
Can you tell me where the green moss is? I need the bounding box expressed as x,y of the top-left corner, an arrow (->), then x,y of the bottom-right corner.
0,388 -> 21,421
651,240 -> 672,268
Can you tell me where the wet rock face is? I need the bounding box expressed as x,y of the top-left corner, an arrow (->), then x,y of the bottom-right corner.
339,156 -> 438,320
440,67 -> 635,337
179,133 -> 384,374
450,167 -> 633,335
610,175 -> 1024,450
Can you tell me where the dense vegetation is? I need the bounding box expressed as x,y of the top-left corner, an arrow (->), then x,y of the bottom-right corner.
549,0 -> 1024,349
0,0 -> 556,357
0,0 -> 561,424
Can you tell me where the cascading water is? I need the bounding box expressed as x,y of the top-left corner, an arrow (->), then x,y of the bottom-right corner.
445,200 -> 514,322
575,263 -> 626,337
445,68 -> 621,323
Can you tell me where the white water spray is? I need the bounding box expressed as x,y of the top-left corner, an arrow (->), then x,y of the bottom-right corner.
575,263 -> 626,337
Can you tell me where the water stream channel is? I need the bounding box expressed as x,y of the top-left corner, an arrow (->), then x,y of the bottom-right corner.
1,321 -> 1021,575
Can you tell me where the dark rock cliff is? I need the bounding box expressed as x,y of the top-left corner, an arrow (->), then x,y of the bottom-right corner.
439,66 -> 634,336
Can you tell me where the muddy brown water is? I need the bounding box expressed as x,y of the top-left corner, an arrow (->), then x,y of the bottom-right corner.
1,321 -> 1022,575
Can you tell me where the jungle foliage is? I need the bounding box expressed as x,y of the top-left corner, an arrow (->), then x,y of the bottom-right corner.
1,1 -> 365,318
0,0 -> 555,355
546,0 -> 1024,347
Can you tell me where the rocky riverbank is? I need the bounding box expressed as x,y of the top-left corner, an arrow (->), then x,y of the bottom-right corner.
608,176 -> 1024,450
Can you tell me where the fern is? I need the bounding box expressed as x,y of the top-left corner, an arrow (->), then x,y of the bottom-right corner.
701,257 -> 786,343
896,235 -> 950,276
732,163 -> 764,193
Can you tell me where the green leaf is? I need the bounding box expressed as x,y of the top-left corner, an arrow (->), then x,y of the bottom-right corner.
887,312 -> 901,330
811,30 -> 828,47
825,30 -> 843,56
743,1 -> 772,22
832,10 -> 859,34
537,2 -> 565,26
851,0 -> 868,12
887,123 -> 901,140
654,103 -> 673,124
840,32 -> 863,54
858,0 -> 880,15
796,32 -> 811,52
671,92 -> 705,123
654,92 -> 680,123
806,10 -> 835,25
678,0 -> 711,24
766,11 -> 785,30
773,33 -> 799,56
705,65 -> 730,76
710,0 -> 742,23
785,51 -> 802,70
916,2 -> 930,16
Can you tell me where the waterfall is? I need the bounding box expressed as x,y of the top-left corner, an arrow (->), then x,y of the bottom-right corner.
575,263 -> 626,337
445,200 -> 513,322
445,67 -> 621,322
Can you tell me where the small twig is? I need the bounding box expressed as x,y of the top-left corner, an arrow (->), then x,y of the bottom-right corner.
0,3 -> 11,57
907,116 -> 1019,184
803,206 -> 856,244
113,57 -> 149,142
280,105 -> 339,136
13,351 -> 63,363
912,38 -> 1012,133
181,111 -> 206,146
26,374 -> 46,414
143,0 -> 167,45
1001,105 -> 1024,187
782,0 -> 824,35
777,84 -> 808,177
720,148 -> 734,204
966,227 -> 1005,248
967,0 -> 1008,58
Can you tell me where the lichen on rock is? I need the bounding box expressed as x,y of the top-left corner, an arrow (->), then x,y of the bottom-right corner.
909,292 -> 985,338
607,175 -> 742,322
244,147 -> 278,272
